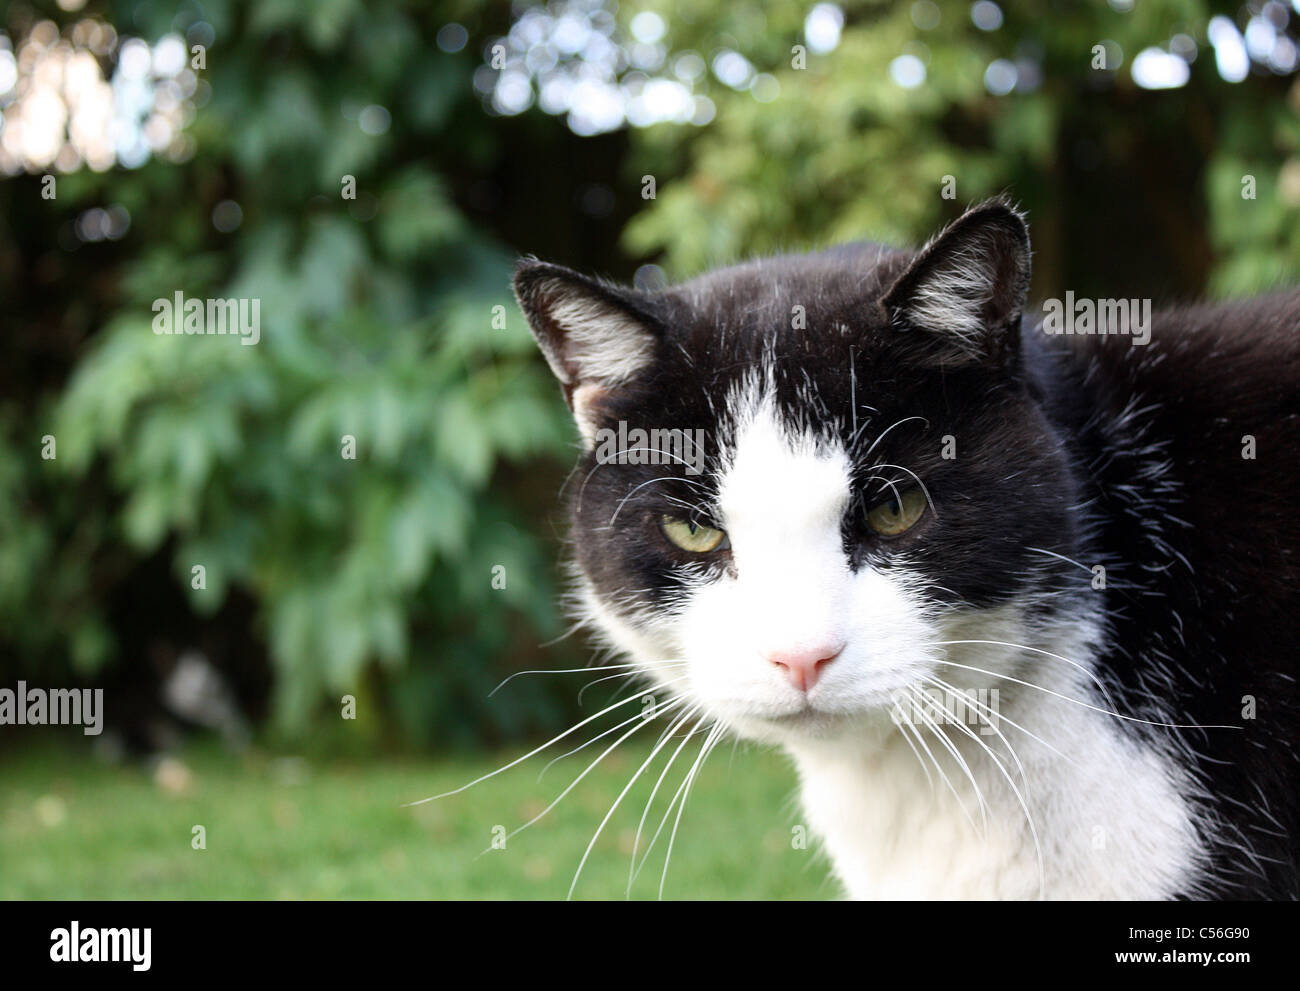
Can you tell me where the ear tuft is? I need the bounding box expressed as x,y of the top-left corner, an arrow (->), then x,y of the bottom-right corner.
513,261 -> 660,389
513,260 -> 661,444
883,200 -> 1031,364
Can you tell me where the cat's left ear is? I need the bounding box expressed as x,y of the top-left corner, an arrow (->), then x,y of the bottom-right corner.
882,200 -> 1031,365
513,259 -> 663,444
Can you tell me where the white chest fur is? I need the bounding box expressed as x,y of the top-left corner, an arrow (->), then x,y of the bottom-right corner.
783,666 -> 1205,900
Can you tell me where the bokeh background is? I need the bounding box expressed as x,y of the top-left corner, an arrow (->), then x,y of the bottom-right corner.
2,0 -> 1298,898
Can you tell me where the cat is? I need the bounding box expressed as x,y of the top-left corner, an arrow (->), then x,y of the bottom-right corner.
513,200 -> 1300,899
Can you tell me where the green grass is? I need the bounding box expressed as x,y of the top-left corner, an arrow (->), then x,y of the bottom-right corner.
0,735 -> 837,899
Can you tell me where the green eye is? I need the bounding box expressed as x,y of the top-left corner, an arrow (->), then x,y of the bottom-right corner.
866,487 -> 928,537
661,516 -> 727,553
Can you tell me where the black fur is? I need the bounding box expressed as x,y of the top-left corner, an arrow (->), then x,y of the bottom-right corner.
1031,297 -> 1300,897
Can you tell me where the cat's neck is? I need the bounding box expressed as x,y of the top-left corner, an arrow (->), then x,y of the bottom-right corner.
781,609 -> 1205,899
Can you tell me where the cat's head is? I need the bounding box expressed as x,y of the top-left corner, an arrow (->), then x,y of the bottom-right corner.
515,202 -> 1083,745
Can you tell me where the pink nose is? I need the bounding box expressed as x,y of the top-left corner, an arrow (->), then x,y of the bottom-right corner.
767,644 -> 843,693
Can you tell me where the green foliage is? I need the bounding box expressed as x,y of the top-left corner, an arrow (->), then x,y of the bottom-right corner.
6,0 -> 1300,750
626,2 -> 999,269
0,417 -> 116,675
1,1 -> 577,744
625,0 -> 1300,300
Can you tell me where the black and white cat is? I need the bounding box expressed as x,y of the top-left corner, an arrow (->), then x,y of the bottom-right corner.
513,201 -> 1299,899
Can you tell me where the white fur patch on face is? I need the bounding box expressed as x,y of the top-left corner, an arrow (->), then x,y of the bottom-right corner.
668,386 -> 937,741
570,383 -> 608,446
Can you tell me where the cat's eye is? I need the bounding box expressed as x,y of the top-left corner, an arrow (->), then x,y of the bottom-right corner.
866,487 -> 928,537
661,515 -> 727,553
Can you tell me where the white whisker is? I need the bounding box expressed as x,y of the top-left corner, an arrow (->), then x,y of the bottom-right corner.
919,679 -> 1046,899
537,684 -> 689,782
932,638 -> 1120,713
627,712 -> 710,896
489,663 -> 642,698
567,703 -> 702,900
405,687 -> 673,806
483,696 -> 691,855
907,686 -> 988,835
929,657 -> 1241,731
660,722 -> 725,900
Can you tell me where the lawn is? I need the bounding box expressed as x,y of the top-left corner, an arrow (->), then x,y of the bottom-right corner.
0,733 -> 837,900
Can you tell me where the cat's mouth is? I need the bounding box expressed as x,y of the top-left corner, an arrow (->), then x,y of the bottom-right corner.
765,707 -> 835,727
754,703 -> 815,721
702,680 -> 916,739
719,699 -> 868,738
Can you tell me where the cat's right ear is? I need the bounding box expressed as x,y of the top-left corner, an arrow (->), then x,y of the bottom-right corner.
513,260 -> 661,444
882,201 -> 1031,367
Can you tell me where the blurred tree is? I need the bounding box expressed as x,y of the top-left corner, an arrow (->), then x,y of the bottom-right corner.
0,0 -> 602,748
4,0 -> 1300,749
616,0 -> 1300,303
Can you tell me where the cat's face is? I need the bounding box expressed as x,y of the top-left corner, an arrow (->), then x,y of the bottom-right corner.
517,203 -> 1081,745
